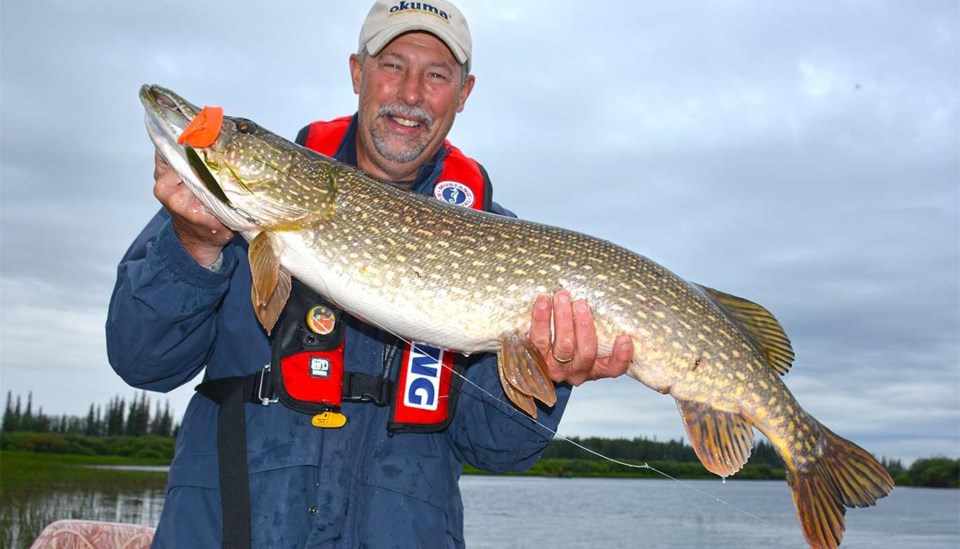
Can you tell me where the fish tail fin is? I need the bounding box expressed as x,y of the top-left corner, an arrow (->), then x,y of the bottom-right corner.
787,426 -> 894,549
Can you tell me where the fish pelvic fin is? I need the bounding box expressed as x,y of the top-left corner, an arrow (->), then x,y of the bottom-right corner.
787,426 -> 894,549
496,331 -> 558,418
675,399 -> 755,477
695,284 -> 795,376
497,366 -> 537,419
248,231 -> 291,335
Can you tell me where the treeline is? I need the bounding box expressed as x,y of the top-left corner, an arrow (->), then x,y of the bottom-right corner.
888,457 -> 959,488
543,435 -> 784,468
0,432 -> 175,460
540,435 -> 956,488
532,435 -> 786,480
2,391 -> 178,437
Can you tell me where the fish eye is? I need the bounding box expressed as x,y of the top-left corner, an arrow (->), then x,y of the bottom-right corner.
235,119 -> 257,134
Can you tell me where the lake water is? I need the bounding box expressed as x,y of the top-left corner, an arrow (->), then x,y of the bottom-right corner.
10,476 -> 959,548
461,477 -> 960,548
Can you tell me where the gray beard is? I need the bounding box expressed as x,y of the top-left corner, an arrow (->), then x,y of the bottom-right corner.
372,104 -> 434,163
370,128 -> 428,164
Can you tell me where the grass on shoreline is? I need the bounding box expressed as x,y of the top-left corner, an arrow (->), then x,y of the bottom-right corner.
1,451 -> 169,496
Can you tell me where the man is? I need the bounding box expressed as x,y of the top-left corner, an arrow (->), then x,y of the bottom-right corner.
107,1 -> 633,547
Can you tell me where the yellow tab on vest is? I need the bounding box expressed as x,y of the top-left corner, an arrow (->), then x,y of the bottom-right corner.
311,411 -> 347,428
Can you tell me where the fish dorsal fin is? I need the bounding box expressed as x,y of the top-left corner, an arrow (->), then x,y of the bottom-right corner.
249,231 -> 291,335
695,284 -> 795,376
675,398 -> 755,478
496,331 -> 558,418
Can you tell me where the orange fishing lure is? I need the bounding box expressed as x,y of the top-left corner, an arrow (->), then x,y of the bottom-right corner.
177,106 -> 224,147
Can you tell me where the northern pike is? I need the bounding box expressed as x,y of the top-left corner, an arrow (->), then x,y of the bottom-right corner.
140,84 -> 893,548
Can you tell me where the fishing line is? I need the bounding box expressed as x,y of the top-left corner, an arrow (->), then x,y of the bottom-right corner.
431,347 -> 778,528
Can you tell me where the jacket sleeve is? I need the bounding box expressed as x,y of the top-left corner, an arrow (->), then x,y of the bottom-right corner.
446,352 -> 572,473
105,209 -> 239,391
444,199 -> 572,472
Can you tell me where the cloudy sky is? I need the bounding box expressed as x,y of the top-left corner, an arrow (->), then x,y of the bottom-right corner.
1,1 -> 957,465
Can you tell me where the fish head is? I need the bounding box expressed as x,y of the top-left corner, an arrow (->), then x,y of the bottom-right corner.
140,84 -> 337,233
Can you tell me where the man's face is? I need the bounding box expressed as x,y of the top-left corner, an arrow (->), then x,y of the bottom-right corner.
350,31 -> 475,181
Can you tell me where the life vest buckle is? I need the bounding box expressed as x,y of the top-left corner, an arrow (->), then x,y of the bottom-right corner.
256,364 -> 279,406
342,372 -> 392,406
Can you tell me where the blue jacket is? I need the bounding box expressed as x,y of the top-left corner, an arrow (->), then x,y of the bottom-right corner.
106,116 -> 571,548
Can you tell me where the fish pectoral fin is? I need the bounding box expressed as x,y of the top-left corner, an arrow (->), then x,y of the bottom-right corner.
251,267 -> 291,336
675,399 -> 755,478
249,231 -> 281,306
497,332 -> 558,415
694,284 -> 795,376
248,231 -> 290,335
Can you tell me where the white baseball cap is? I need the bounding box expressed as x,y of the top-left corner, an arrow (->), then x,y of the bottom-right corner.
359,0 -> 472,71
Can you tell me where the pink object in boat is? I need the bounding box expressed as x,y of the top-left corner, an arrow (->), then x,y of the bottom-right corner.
30,520 -> 154,549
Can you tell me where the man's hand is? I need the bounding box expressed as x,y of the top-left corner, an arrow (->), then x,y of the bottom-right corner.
152,150 -> 234,266
527,290 -> 633,386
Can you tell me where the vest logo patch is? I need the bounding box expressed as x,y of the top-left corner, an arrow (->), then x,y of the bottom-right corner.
306,305 -> 336,335
403,343 -> 444,411
434,181 -> 475,208
309,357 -> 331,378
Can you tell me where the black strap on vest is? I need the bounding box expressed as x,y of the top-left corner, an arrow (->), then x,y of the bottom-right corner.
195,377 -> 255,549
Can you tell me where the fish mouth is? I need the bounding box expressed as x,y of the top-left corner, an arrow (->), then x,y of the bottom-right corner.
139,84 -> 201,137
139,84 -> 201,164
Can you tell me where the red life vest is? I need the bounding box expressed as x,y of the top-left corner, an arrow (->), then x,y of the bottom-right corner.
271,117 -> 491,432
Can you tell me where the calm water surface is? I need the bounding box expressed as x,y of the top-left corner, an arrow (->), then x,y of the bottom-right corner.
461,476 -> 960,548
4,489 -> 164,548
9,476 -> 958,548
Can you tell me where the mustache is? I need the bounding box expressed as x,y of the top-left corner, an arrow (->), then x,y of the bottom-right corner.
378,104 -> 434,128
